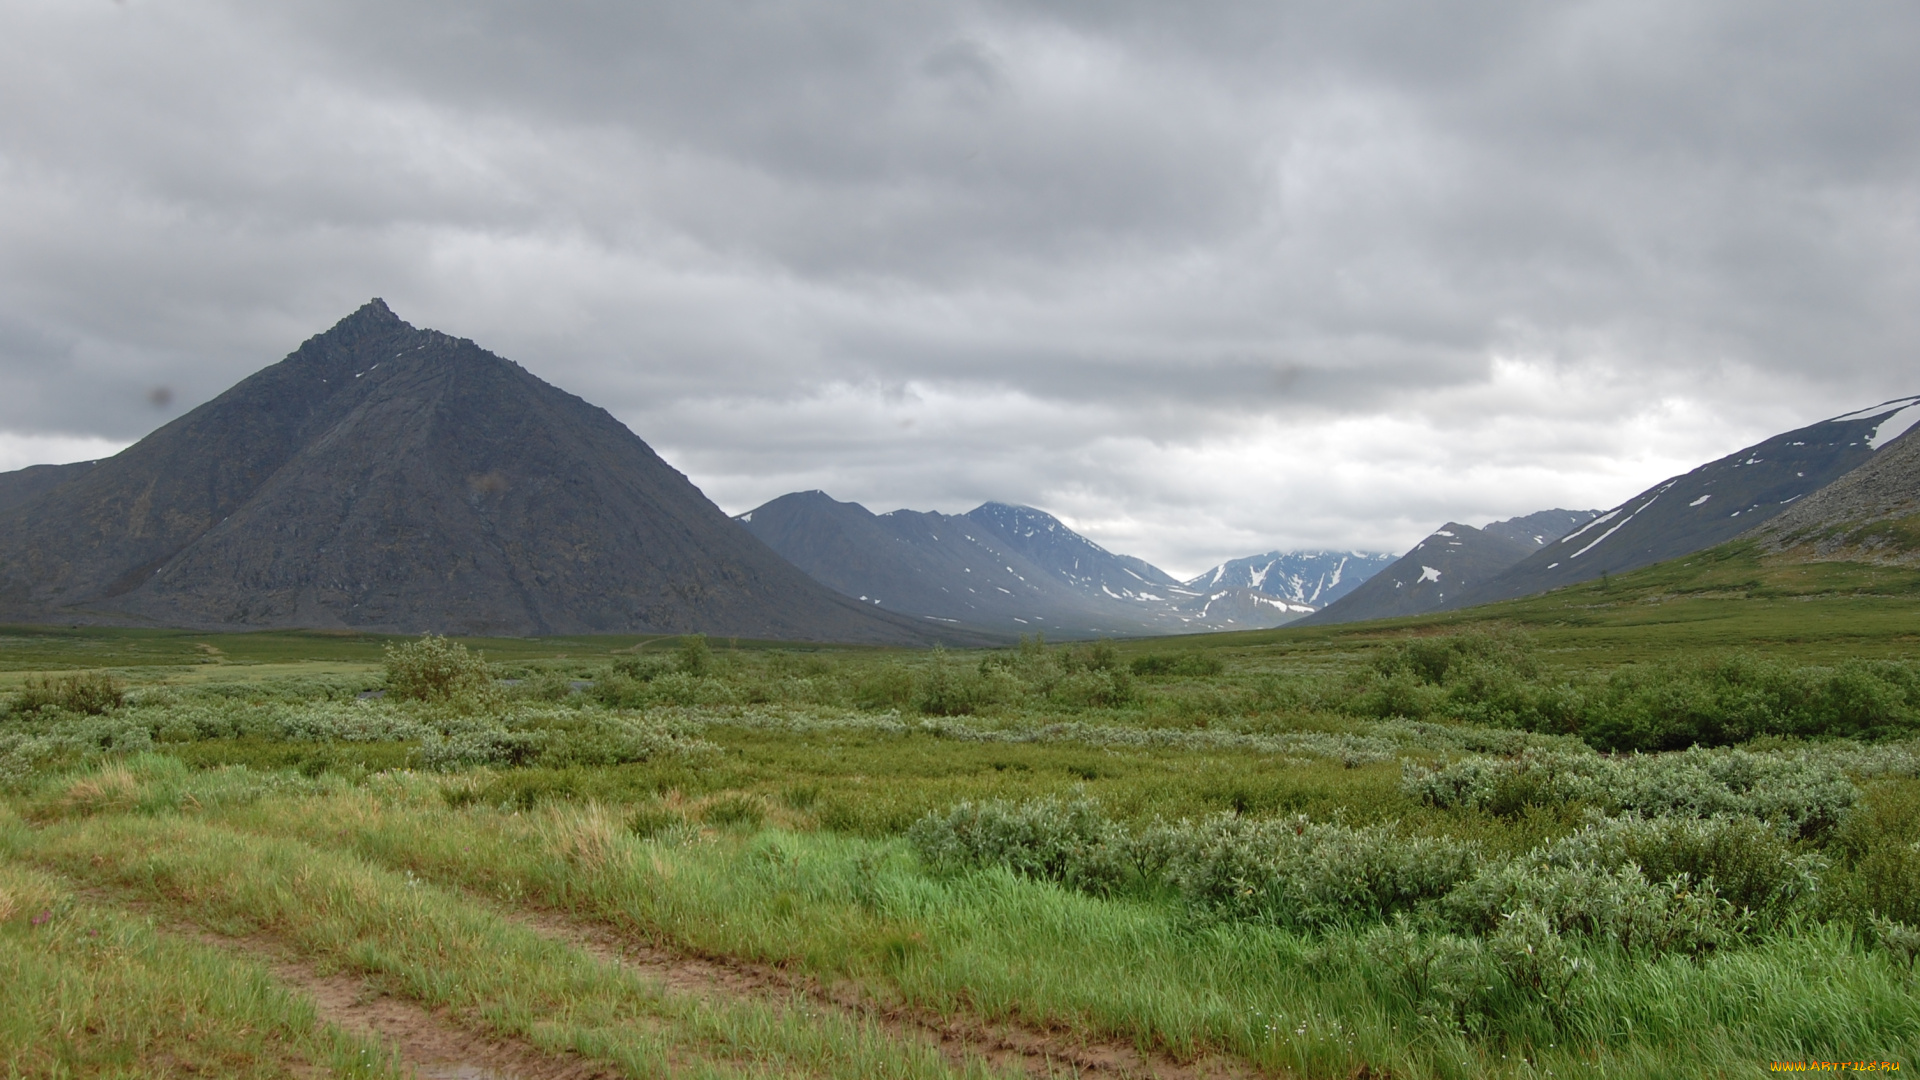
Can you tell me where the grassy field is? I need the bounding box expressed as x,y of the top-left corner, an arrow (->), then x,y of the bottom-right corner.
4,544 -> 1920,1077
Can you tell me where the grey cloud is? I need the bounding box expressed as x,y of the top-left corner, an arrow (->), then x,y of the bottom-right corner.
0,0 -> 1914,572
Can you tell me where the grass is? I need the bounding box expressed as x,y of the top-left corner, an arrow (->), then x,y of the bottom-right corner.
5,781 -> 1011,1080
4,544 -> 1920,1077
0,830 -> 406,1078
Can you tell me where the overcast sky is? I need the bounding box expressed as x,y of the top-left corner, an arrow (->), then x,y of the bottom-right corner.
1,1 -> 1915,578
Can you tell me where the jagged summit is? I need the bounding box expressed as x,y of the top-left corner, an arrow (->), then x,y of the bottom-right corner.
0,302 -> 932,641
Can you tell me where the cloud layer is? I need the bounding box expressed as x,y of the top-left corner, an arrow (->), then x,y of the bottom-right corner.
2,0 -> 1914,577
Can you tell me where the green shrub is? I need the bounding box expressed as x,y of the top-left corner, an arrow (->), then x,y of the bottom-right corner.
1442,859 -> 1749,956
912,649 -> 1016,716
1824,781 -> 1920,925
1351,920 -> 1498,1032
1337,635 -> 1920,746
383,635 -> 497,703
908,795 -> 1133,895
1406,747 -> 1858,839
1130,652 -> 1225,677
674,635 -> 714,677
1158,813 -> 1481,928
1404,748 -> 1610,818
852,663 -> 915,710
411,712 -> 714,771
1868,916 -> 1920,965
1581,655 -> 1920,750
1047,667 -> 1136,709
1539,813 -> 1825,915
11,672 -> 126,715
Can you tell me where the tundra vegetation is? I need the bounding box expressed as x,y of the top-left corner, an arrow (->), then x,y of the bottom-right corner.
4,547 -> 1920,1077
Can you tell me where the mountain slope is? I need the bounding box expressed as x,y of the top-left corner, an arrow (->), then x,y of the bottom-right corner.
1456,397 -> 1920,608
1298,509 -> 1599,626
0,461 -> 98,515
1482,509 -> 1608,549
961,502 -> 1184,601
1742,420 -> 1920,564
738,493 -> 1312,635
735,491 -> 1082,631
0,301 -> 933,642
1184,550 -> 1393,608
1295,523 -> 1538,624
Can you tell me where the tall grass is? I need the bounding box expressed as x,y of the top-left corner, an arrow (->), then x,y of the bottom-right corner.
0,850 -> 405,1078
5,780 -> 1010,1080
79,760 -> 1904,1079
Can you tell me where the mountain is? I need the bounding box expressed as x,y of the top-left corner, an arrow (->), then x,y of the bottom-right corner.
734,491 -> 1073,631
1296,509 -> 1600,625
1454,397 -> 1920,608
1183,550 -> 1394,608
1481,509 -> 1608,549
736,492 -> 1313,635
1742,417 -> 1920,564
0,300 -> 936,642
0,461 -> 98,515
963,502 -> 1186,600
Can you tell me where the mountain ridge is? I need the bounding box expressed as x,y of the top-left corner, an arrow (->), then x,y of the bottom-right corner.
737,492 -> 1317,635
0,301 -> 940,643
1453,397 -> 1920,608
1183,550 -> 1393,608
1298,509 -> 1600,625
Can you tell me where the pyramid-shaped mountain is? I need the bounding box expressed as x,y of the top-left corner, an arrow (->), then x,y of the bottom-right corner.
1452,397 -> 1920,608
0,300 -> 933,641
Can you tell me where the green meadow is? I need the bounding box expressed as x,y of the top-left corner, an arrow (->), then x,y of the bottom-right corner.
4,542 -> 1919,1078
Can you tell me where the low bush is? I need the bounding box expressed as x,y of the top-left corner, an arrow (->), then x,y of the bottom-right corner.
907,795 -> 1132,895
1539,812 -> 1825,915
1130,653 -> 1225,678
1406,746 -> 1858,839
1337,631 -> 1920,749
383,635 -> 497,704
1442,859 -> 1748,956
10,672 -> 126,716
1158,813 -> 1481,929
913,650 -> 1017,716
912,793 -> 1837,957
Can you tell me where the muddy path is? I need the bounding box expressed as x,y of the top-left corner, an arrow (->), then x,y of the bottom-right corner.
255,949 -> 626,1080
67,887 -> 632,1080
505,905 -> 1266,1080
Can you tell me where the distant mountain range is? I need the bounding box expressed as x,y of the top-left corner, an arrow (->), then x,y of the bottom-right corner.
1297,510 -> 1601,625
0,301 -> 937,642
3,299 -> 1910,640
1453,398 -> 1920,608
1304,398 -> 1920,625
1183,551 -> 1395,608
735,491 -> 1344,636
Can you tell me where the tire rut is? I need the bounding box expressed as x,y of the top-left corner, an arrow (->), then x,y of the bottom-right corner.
502,904 -> 1267,1080
71,887 -> 634,1080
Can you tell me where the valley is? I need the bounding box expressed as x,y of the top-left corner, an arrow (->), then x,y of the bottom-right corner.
6,539 -> 1920,1076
